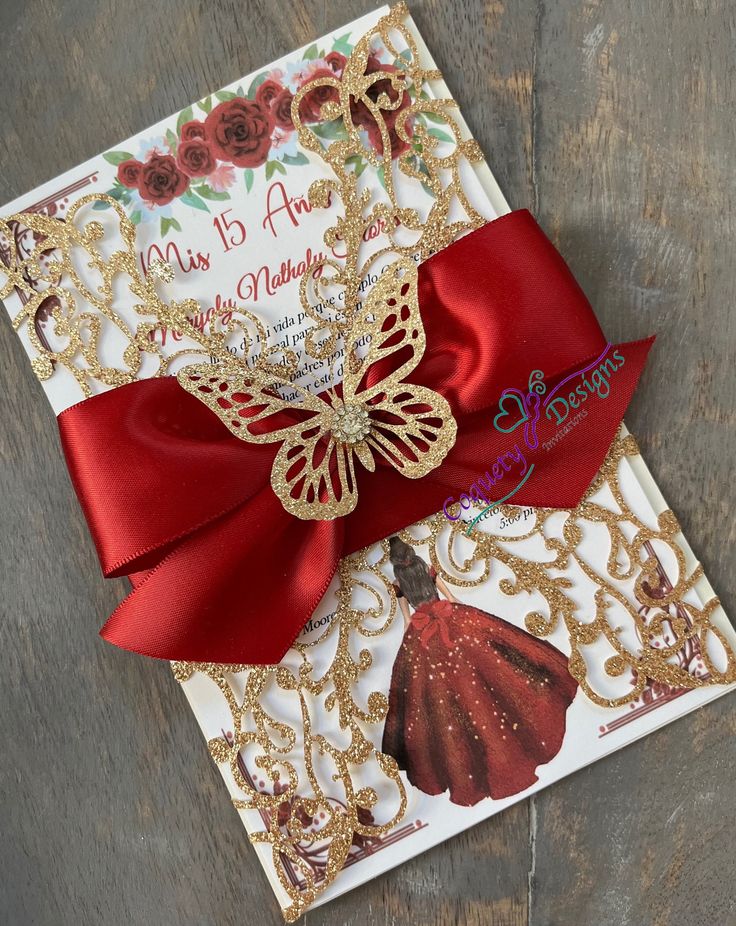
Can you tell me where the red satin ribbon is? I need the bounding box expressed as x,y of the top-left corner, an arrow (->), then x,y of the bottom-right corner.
57,210 -> 654,664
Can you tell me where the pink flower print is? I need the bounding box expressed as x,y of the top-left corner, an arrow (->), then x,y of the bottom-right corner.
207,163 -> 236,193
137,135 -> 171,161
270,127 -> 298,160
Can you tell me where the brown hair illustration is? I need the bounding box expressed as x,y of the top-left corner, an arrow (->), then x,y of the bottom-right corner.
388,536 -> 438,608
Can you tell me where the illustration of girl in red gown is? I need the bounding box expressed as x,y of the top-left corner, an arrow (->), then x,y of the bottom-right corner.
381,536 -> 578,806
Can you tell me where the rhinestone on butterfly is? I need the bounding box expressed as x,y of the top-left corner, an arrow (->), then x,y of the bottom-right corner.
331,402 -> 372,444
177,256 -> 457,521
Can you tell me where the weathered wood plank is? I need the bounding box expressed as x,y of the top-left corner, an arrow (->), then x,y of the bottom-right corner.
1,0 -> 734,924
530,1 -> 736,923
0,1 -> 537,923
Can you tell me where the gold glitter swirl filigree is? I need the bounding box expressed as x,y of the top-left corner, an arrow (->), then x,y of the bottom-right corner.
1,3 -> 470,520
175,436 -> 736,921
0,194 -> 298,397
291,1 -> 486,360
0,192 -> 461,522
174,552 -> 407,923
1,5 -> 486,405
178,256 -> 456,520
439,433 -> 736,707
175,433 -> 735,919
4,5 -> 733,919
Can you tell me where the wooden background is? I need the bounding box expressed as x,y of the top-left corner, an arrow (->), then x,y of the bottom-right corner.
1,0 -> 735,923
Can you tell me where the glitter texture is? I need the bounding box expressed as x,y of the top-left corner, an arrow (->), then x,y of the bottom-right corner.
176,434 -> 736,920
331,402 -> 371,444
3,5 -> 734,919
178,255 -> 457,520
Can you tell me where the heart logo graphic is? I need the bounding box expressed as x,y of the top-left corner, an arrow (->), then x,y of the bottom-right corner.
493,390 -> 529,434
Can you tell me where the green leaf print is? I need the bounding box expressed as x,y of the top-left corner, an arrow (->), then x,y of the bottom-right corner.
310,119 -> 348,141
332,33 -> 353,57
195,184 -> 230,201
161,216 -> 182,237
427,127 -> 455,144
265,161 -> 286,181
247,72 -> 268,99
176,105 -> 195,134
179,189 -> 210,212
99,182 -> 132,206
419,110 -> 448,125
103,151 -> 135,166
280,152 -> 309,166
345,153 -> 367,177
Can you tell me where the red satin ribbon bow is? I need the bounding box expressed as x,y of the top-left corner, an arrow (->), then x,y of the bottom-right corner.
57,210 -> 654,665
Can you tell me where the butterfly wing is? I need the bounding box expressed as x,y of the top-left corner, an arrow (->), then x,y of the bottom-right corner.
178,362 -> 359,519
270,425 -> 359,520
342,258 -> 457,478
178,362 -> 326,443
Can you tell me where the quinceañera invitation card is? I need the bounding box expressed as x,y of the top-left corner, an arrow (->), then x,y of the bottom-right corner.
1,4 -> 734,920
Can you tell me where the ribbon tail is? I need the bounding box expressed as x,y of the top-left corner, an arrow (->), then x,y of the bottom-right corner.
345,337 -> 655,549
58,377 -> 274,576
420,336 -> 656,513
509,336 -> 655,508
100,489 -> 344,665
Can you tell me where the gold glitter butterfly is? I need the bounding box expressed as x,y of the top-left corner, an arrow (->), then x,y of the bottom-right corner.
177,256 -> 457,520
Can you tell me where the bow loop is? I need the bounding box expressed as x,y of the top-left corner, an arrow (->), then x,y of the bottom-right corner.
59,378 -> 271,577
101,491 -> 344,665
56,211 -> 654,664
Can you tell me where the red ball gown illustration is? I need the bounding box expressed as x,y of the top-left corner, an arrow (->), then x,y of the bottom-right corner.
382,537 -> 578,806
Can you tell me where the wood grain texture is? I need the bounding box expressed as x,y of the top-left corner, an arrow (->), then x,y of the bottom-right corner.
0,1 -> 734,924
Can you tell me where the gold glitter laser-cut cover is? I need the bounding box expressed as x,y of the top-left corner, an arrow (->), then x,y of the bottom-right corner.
1,5 -> 734,919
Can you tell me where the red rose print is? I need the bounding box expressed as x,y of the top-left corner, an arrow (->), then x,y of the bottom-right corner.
351,805 -> 379,849
350,55 -> 409,131
176,138 -> 216,178
298,67 -> 340,123
367,110 -> 414,158
255,78 -> 284,110
117,159 -> 143,188
272,89 -> 295,130
180,120 -> 207,141
137,154 -> 189,205
324,51 -> 347,75
273,782 -> 313,830
205,98 -> 274,168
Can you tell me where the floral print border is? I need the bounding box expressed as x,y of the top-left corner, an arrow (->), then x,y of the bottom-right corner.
95,32 -> 455,237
